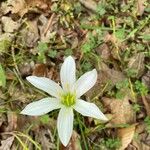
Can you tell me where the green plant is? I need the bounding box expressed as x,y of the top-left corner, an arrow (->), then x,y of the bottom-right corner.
96,3 -> 106,16
0,64 -> 6,87
144,116 -> 150,133
134,80 -> 148,96
40,115 -> 50,124
132,104 -> 141,113
115,79 -> 129,99
101,138 -> 121,149
0,39 -> 11,53
125,68 -> 138,78
48,49 -> 57,58
81,34 -> 97,53
37,42 -> 48,63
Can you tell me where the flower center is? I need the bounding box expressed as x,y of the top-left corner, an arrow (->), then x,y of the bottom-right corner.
61,92 -> 76,107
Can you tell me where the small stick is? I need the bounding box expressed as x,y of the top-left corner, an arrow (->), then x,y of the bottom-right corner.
141,94 -> 150,117
43,13 -> 55,36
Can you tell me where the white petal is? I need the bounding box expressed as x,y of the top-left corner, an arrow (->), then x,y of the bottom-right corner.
27,76 -> 63,98
60,56 -> 76,92
74,99 -> 108,121
57,107 -> 74,146
20,98 -> 61,116
75,69 -> 97,98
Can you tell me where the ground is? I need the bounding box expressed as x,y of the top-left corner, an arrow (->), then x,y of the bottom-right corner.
0,0 -> 150,150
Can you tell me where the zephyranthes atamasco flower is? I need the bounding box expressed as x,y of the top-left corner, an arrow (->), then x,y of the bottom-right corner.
21,56 -> 108,146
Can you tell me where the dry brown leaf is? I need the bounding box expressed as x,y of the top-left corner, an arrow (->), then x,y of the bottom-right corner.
1,17 -> 20,33
79,0 -> 97,12
132,139 -> 150,150
141,95 -> 150,117
117,125 -> 136,150
142,71 -> 150,89
128,53 -> 145,78
35,127 -> 56,150
17,20 -> 39,47
60,131 -> 80,150
141,143 -> 150,150
86,63 -> 125,99
102,96 -> 135,124
19,63 -> 32,77
1,0 -> 50,16
26,0 -> 49,11
3,0 -> 28,16
32,64 -> 48,77
8,86 -> 31,103
5,112 -> 17,132
0,136 -> 14,150
137,0 -> 146,16
71,37 -> 79,49
95,43 -> 110,60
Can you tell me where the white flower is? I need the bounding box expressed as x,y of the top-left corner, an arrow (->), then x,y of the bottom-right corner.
20,56 -> 108,146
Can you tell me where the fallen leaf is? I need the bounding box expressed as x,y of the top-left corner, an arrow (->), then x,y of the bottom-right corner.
141,143 -> 150,150
1,0 -> 50,17
79,0 -> 97,12
132,135 -> 150,150
60,131 -> 80,150
5,112 -> 17,132
137,0 -> 146,16
142,71 -> 150,89
117,125 -> 136,150
141,95 -> 150,117
102,96 -> 135,124
35,127 -> 56,150
6,0 -> 27,16
95,43 -> 110,60
1,16 -> 20,33
38,14 -> 57,43
26,0 -> 49,11
17,20 -> 39,47
0,33 -> 13,54
71,37 -> 79,49
127,53 -> 145,78
32,64 -> 48,77
19,63 -> 32,78
0,136 -> 14,150
86,63 -> 125,99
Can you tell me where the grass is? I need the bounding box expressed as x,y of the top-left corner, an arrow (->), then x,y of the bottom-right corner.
0,0 -> 150,149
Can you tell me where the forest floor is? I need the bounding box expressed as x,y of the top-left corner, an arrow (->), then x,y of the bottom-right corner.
0,0 -> 150,149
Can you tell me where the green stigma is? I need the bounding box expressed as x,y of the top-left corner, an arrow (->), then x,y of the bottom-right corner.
61,92 -> 76,107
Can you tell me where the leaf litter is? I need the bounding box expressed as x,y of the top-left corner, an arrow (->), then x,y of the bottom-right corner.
0,0 -> 150,149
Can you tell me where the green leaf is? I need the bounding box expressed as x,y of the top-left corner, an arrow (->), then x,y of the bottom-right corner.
37,42 -> 48,52
48,50 -> 57,58
40,115 -> 50,124
0,64 -> 6,87
96,3 -> 106,16
37,42 -> 48,63
0,39 -> 11,54
135,80 -> 148,96
139,35 -> 150,40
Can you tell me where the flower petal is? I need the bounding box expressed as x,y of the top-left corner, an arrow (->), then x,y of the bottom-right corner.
20,98 -> 61,116
57,107 -> 74,146
60,56 -> 76,92
27,76 -> 63,98
74,99 -> 108,121
75,69 -> 97,98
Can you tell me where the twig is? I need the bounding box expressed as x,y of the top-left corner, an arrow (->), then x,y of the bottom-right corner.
43,13 -> 55,36
141,95 -> 150,117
